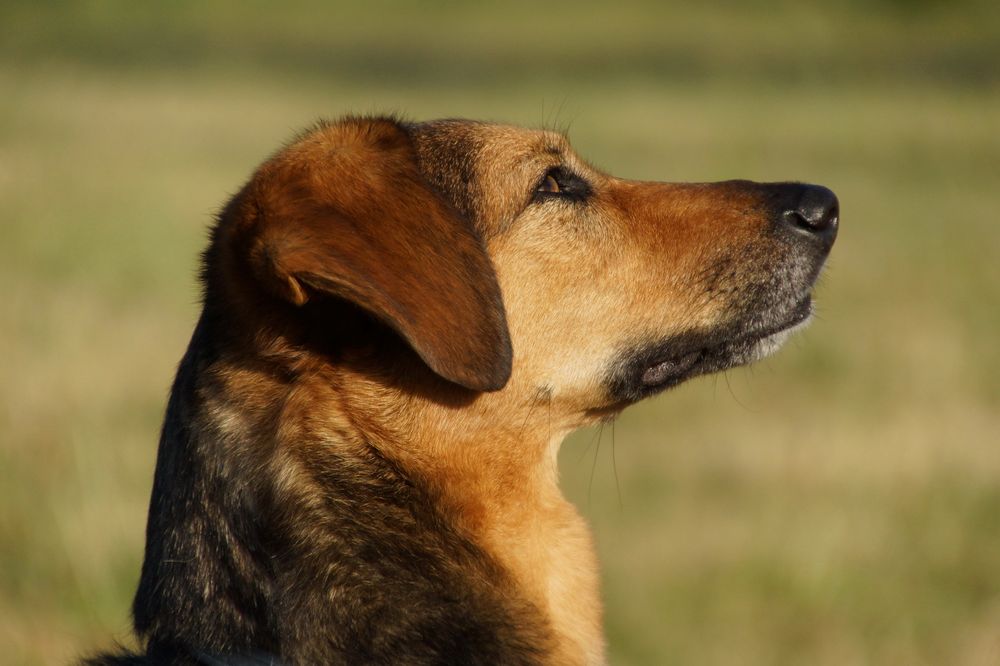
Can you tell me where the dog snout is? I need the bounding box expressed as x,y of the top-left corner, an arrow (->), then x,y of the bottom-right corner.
774,183 -> 839,250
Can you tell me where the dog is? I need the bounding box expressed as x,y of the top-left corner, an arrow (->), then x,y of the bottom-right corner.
88,116 -> 838,665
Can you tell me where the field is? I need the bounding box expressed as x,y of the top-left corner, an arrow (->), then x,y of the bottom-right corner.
2,1 -> 999,663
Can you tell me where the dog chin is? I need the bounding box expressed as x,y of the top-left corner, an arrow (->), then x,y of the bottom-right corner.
745,314 -> 811,362
603,296 -> 815,406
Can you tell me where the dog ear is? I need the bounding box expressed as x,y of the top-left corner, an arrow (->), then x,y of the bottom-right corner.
237,117 -> 512,392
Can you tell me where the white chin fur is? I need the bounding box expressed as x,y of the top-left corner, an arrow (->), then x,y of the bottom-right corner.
749,314 -> 812,362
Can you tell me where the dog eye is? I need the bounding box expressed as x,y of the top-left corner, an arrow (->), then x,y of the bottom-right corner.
538,173 -> 561,194
532,167 -> 590,204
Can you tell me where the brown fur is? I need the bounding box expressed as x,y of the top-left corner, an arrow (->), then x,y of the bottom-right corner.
89,116 -> 837,665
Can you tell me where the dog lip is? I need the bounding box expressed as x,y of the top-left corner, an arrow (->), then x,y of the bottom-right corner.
639,296 -> 813,389
641,349 -> 703,386
784,295 -> 813,328
726,295 -> 814,350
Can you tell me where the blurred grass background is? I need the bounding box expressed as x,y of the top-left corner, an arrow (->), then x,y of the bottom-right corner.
2,1 -> 999,663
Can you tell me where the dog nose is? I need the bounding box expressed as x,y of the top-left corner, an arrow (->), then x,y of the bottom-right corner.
782,185 -> 839,242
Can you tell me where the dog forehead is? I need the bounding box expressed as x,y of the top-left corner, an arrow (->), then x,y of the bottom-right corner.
413,119 -> 573,162
408,119 -> 581,235
480,124 -> 572,161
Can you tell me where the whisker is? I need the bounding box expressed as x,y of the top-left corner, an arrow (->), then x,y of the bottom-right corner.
723,371 -> 749,412
516,386 -> 551,443
587,422 -> 604,510
611,419 -> 623,512
578,424 -> 603,464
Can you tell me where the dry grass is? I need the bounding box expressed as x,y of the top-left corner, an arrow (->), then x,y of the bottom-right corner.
2,2 -> 999,663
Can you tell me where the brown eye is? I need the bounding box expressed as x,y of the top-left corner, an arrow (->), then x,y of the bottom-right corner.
531,167 -> 590,204
538,174 -> 561,194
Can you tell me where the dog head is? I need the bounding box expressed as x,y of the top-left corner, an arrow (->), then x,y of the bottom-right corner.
210,116 -> 837,434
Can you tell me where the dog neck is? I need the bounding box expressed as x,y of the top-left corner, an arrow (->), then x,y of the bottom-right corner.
314,350 -> 608,665
133,306 -> 605,664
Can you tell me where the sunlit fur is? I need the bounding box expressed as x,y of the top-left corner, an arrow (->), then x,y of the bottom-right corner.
88,116 -> 835,666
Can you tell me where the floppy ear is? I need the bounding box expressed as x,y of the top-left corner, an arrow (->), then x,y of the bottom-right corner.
237,117 -> 512,392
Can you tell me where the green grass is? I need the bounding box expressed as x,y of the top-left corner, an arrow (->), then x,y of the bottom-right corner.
2,2 -> 999,664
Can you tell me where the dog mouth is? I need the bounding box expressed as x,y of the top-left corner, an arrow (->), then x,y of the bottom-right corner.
604,296 -> 814,406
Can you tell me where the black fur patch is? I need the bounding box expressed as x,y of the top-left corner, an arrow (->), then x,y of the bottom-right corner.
603,296 -> 812,406
86,309 -> 552,665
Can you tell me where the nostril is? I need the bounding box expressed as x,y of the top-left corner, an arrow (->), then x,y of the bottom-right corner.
783,205 -> 837,232
784,185 -> 839,237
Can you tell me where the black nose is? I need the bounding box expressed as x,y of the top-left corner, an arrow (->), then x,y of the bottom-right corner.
782,184 -> 839,243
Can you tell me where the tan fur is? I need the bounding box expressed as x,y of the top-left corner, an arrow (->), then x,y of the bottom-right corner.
114,116 -> 836,665
258,125 -> 784,662
350,126 -> 806,663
